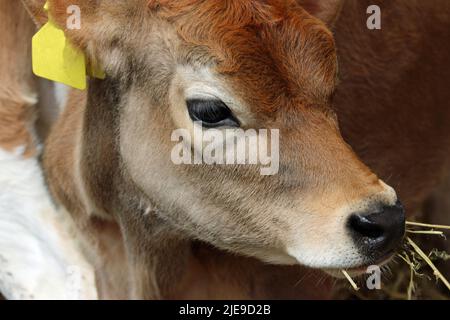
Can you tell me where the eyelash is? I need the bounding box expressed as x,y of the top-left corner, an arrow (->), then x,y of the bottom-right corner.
186,99 -> 240,128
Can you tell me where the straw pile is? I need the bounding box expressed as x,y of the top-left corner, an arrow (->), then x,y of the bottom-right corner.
335,220 -> 450,300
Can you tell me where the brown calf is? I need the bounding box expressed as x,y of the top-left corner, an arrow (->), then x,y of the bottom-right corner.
15,0 -> 450,299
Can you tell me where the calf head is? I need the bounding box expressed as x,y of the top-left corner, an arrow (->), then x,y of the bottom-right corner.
27,0 -> 405,274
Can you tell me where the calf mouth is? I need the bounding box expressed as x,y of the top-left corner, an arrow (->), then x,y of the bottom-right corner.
323,250 -> 397,278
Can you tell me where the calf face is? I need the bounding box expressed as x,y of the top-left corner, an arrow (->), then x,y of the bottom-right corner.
37,0 -> 404,274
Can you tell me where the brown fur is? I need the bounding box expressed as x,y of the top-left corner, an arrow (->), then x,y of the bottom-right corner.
21,0 -> 47,26
15,0 -> 450,299
0,0 -> 38,156
334,0 -> 450,213
153,0 -> 337,106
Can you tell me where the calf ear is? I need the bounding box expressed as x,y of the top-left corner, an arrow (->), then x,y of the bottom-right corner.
296,0 -> 345,26
21,0 -> 106,55
21,0 -> 48,26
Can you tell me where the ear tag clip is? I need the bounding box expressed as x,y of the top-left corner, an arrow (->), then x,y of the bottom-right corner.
32,2 -> 105,90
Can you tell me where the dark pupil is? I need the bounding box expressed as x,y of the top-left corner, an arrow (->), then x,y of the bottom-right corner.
187,99 -> 239,127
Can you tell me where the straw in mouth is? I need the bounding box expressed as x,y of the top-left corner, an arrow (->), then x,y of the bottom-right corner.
340,220 -> 450,299
341,270 -> 360,291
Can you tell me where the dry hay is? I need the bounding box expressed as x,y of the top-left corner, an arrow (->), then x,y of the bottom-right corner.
335,220 -> 450,300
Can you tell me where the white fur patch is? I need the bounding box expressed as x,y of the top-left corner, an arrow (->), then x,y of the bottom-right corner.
0,147 -> 97,300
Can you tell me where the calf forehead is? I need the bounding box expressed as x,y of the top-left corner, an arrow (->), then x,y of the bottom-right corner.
153,0 -> 337,112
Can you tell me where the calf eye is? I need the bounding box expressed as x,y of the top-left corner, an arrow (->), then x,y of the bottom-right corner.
186,99 -> 240,128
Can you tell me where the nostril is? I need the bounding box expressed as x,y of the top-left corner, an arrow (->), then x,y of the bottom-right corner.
348,214 -> 385,239
347,201 -> 406,259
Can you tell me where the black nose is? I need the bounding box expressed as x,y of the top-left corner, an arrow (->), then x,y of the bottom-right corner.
347,201 -> 405,260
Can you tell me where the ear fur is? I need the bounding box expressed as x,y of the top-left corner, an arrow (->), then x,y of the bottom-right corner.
20,0 -> 48,26
296,0 -> 345,26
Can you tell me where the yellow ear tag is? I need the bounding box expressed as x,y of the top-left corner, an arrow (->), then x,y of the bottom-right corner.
32,2 -> 105,89
32,19 -> 87,90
